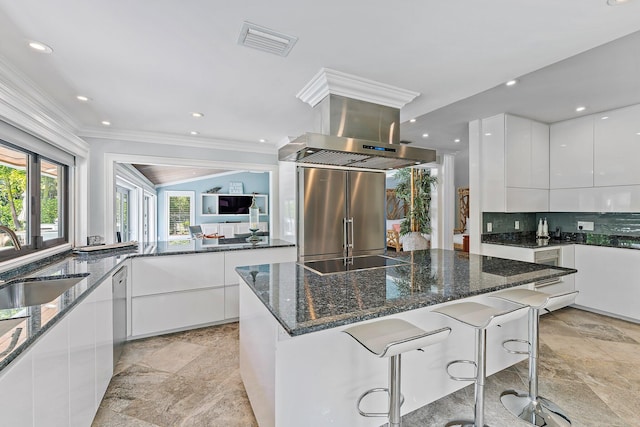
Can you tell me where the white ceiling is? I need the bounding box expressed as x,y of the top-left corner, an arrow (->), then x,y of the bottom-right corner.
1,0 -> 640,157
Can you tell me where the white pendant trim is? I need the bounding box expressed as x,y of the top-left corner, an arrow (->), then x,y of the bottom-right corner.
297,68 -> 420,109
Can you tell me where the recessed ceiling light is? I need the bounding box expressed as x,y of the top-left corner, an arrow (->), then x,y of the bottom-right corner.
422,133 -> 429,138
607,0 -> 630,5
76,95 -> 90,102
190,131 -> 199,135
27,40 -> 53,53
576,106 -> 587,112
191,112 -> 204,118
101,120 -> 111,126
505,79 -> 518,86
409,119 -> 416,123
601,116 -> 609,120
259,138 -> 267,143
484,132 -> 492,136
454,139 -> 461,143
636,132 -> 640,136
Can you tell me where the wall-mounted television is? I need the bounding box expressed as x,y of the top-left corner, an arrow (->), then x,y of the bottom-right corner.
218,195 -> 253,214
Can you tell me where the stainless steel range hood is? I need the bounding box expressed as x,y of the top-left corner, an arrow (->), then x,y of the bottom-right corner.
279,94 -> 436,170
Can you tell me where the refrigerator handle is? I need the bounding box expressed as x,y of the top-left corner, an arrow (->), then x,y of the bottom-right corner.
348,217 -> 354,250
343,217 -> 348,255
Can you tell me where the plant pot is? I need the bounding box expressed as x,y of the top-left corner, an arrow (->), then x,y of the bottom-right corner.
402,232 -> 429,251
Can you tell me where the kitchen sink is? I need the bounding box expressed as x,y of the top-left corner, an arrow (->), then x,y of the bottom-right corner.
0,273 -> 90,310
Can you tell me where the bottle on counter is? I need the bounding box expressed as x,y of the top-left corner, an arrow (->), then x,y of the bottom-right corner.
537,218 -> 544,238
542,218 -> 549,238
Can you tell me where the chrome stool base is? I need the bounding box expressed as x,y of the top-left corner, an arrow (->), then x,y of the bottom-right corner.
444,421 -> 489,427
501,390 -> 571,427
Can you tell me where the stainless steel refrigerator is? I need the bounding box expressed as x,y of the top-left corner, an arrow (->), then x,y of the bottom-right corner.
298,167 -> 386,261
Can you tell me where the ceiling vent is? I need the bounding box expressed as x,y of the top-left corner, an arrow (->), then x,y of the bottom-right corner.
238,22 -> 298,57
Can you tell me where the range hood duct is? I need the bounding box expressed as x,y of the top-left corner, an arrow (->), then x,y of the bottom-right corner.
279,94 -> 436,170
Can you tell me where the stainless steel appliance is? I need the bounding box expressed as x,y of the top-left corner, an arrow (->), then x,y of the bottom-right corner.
303,254 -> 410,275
533,248 -> 562,288
298,167 -> 386,261
279,94 -> 436,170
112,265 -> 127,368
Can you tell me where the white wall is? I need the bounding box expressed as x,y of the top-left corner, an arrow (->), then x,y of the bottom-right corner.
86,137 -> 278,242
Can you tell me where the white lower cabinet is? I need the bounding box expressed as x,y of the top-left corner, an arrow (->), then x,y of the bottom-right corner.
93,276 -> 114,408
33,315 -> 70,427
225,285 -> 240,319
69,291 -> 98,427
0,273 -> 114,427
0,351 -> 34,426
130,247 -> 296,336
132,287 -> 225,336
574,245 -> 640,321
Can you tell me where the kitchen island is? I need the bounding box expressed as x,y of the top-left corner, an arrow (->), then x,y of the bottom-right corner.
236,249 -> 576,427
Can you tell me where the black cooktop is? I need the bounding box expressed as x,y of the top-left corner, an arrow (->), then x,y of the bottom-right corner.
303,255 -> 410,275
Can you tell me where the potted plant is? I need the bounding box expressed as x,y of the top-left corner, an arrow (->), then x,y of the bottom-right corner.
393,167 -> 436,251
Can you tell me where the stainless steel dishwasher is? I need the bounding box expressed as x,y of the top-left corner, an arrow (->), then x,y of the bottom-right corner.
112,265 -> 127,368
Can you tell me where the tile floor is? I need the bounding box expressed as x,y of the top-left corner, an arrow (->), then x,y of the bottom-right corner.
93,307 -> 640,427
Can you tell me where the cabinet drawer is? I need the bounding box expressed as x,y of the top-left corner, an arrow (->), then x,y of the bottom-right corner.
132,253 -> 225,296
132,288 -> 225,337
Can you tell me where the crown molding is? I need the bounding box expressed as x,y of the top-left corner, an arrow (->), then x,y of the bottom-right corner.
296,68 -> 420,109
0,56 -> 89,157
77,127 -> 277,155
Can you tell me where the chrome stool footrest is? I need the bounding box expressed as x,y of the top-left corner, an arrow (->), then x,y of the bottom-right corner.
502,338 -> 530,355
356,387 -> 405,418
445,359 -> 477,382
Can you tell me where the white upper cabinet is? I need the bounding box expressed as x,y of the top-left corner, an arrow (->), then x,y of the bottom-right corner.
549,116 -> 594,189
506,115 -> 549,189
481,114 -> 549,212
594,104 -> 640,187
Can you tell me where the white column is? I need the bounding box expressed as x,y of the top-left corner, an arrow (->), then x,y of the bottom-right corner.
441,154 -> 455,250
469,119 -> 481,254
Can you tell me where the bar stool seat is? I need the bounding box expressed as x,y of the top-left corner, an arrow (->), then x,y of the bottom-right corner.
344,318 -> 451,427
434,301 -> 529,427
491,289 -> 578,427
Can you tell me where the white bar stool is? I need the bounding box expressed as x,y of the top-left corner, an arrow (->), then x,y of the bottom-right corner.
343,318 -> 451,427
433,301 -> 529,427
490,289 -> 578,427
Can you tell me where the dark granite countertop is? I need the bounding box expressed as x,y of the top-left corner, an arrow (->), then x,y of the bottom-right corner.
0,237 -> 295,373
236,249 -> 576,337
126,237 -> 294,257
482,231 -> 640,250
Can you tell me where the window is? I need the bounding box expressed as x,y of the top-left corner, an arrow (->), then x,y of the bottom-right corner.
0,140 -> 68,261
115,186 -> 130,242
166,191 -> 194,240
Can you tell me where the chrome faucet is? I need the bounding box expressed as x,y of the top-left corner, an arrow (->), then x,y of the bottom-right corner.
0,226 -> 22,251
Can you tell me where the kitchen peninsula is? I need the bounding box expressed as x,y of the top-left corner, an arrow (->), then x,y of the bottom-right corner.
236,249 -> 576,427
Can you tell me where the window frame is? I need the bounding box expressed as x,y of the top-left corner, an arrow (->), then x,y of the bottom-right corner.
0,139 -> 69,262
165,190 -> 194,241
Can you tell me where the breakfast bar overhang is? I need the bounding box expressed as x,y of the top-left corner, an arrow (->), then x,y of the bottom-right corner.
236,249 -> 576,427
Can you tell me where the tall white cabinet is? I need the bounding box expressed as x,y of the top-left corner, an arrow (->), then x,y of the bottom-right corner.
549,103 -> 640,212
481,114 -> 550,212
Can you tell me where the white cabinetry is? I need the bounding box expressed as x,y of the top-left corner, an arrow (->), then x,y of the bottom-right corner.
200,222 -> 268,237
131,253 -> 226,337
549,116 -> 594,189
481,114 -> 549,212
549,103 -> 640,212
0,351 -> 33,426
32,315 -> 70,427
594,103 -> 640,186
69,291 -> 97,427
574,245 -> 640,321
93,274 -> 114,407
130,247 -> 297,334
